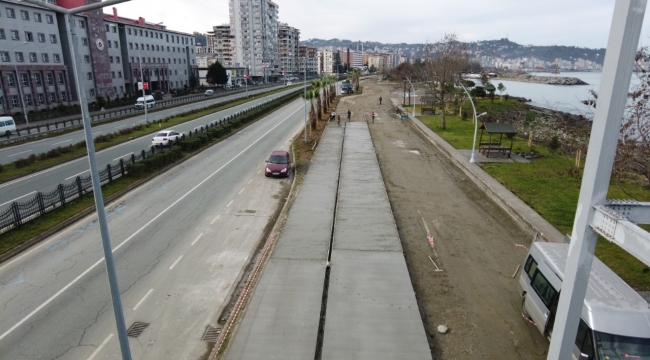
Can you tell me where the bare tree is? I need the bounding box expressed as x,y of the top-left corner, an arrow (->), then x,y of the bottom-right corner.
420,33 -> 469,129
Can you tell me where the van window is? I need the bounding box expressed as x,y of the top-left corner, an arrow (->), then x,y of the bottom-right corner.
0,121 -> 5,127
595,331 -> 650,359
6,119 -> 14,125
524,255 -> 538,279
575,319 -> 595,359
531,269 -> 558,307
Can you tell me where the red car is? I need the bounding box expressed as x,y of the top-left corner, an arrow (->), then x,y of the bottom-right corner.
265,150 -> 292,177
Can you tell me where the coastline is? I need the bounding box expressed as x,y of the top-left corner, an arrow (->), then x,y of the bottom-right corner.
498,73 -> 589,86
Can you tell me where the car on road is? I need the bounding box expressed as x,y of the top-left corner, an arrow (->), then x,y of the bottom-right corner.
152,129 -> 183,148
265,150 -> 292,177
204,89 -> 214,96
286,81 -> 292,86
0,116 -> 17,137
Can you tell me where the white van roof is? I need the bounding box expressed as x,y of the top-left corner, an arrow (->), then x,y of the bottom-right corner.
136,95 -> 154,101
534,242 -> 650,337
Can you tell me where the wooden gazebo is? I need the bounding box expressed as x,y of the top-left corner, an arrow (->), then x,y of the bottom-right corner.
478,122 -> 517,158
420,96 -> 437,114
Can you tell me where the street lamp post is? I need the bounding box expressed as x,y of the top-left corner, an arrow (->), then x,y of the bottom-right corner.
23,1 -> 134,360
137,45 -> 149,124
459,78 -> 486,163
405,77 -> 416,117
303,56 -> 307,143
12,42 -> 30,126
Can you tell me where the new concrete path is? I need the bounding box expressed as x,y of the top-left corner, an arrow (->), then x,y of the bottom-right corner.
225,122 -> 431,359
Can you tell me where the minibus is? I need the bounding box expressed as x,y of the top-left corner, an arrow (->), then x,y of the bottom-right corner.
0,116 -> 17,136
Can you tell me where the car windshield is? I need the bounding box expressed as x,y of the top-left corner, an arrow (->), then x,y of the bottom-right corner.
595,331 -> 650,360
269,155 -> 287,164
156,132 -> 170,137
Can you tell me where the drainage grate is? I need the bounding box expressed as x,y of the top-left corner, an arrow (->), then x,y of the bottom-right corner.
202,326 -> 221,342
126,322 -> 150,338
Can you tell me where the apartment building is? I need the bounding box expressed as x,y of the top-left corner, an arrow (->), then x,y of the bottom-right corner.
278,22 -> 299,76
319,48 -> 333,75
206,24 -> 234,67
298,45 -> 319,76
0,0 -> 197,116
230,0 -> 279,82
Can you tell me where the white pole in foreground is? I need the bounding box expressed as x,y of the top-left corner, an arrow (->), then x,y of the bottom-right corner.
304,57 -> 308,143
458,80 -> 486,164
405,77 -> 416,117
548,1 -> 646,359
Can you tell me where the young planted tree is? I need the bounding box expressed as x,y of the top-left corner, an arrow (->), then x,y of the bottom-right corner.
497,83 -> 507,101
420,33 -> 469,129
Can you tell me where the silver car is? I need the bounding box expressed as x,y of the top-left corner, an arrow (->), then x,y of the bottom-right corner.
151,130 -> 183,147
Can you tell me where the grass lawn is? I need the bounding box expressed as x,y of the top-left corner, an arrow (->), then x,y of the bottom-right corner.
419,99 -> 650,290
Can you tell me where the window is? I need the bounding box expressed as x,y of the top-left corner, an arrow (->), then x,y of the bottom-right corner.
524,256 -> 538,279
530,270 -> 558,307
20,73 -> 29,86
81,37 -> 88,46
113,86 -> 116,94
107,40 -> 112,48
0,52 -> 9,62
25,31 -> 33,42
139,29 -> 142,36
38,93 -> 45,105
0,29 -> 4,40
50,34 -> 57,43
127,28 -> 132,35
119,85 -> 124,93
146,44 -> 149,51
34,13 -> 42,22
11,95 -> 19,108
46,73 -> 53,85
135,43 -> 138,50
87,72 -> 92,80
117,71 -> 122,78
575,320 -> 595,359
10,30 -> 19,41
109,56 -> 114,63
57,72 -> 64,85
41,53 -> 49,62
15,52 -> 23,62
7,74 -> 15,86
184,70 -> 187,75
116,56 -> 120,63
79,19 -> 85,28
6,8 -> 15,18
89,88 -> 95,97
29,52 -> 37,62
129,42 -> 133,49
111,71 -> 115,79
46,14 -> 53,24
37,33 -> 45,42
53,54 -> 60,63
114,41 -> 118,48
84,55 -> 90,63
20,10 -> 29,20
144,30 -> 148,38
24,94 -> 32,106
130,56 -> 133,62
105,24 -> 109,32
34,73 -> 42,85
60,91 -> 66,101
49,93 -> 56,103
112,26 -> 117,33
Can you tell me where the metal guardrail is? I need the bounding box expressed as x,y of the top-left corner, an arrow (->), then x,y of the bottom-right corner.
0,88 -> 303,235
1,84 -> 279,144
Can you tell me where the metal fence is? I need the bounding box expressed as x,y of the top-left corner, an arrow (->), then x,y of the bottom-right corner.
0,88 -> 302,235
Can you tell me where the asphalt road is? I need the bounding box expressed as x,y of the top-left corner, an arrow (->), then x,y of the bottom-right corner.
0,98 -> 306,360
0,85 -> 302,211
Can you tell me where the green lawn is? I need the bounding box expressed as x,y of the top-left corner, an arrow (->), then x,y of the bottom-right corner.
419,99 -> 650,290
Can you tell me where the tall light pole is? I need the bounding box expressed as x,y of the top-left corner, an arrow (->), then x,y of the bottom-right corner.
405,77 -> 416,117
23,1 -> 134,360
459,77 -> 486,163
137,44 -> 149,124
303,56 -> 307,143
11,42 -> 30,125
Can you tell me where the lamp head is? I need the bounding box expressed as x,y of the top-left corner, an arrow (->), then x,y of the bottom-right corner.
477,112 -> 487,117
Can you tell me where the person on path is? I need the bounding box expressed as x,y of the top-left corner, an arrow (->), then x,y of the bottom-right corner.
337,114 -> 341,126
371,111 -> 376,123
347,110 -> 351,121
379,97 -> 383,105
330,111 -> 336,122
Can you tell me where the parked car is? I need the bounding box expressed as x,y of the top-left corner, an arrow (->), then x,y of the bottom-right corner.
0,116 -> 17,137
265,150 -> 292,177
152,129 -> 183,148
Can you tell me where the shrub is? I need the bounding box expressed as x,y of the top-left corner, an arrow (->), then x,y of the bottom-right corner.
126,163 -> 145,177
197,133 -> 209,145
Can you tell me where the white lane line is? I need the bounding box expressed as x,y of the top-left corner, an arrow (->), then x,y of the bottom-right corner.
247,179 -> 253,185
86,333 -> 114,360
238,188 -> 245,195
114,125 -> 126,129
133,289 -> 154,311
226,200 -> 234,208
191,233 -> 203,246
0,103 -> 302,342
65,170 -> 89,181
92,131 -> 102,135
112,152 -> 133,162
169,255 -> 183,270
257,169 -> 261,174
210,215 -> 220,225
8,150 -> 32,157
53,139 -> 71,146
0,191 -> 36,207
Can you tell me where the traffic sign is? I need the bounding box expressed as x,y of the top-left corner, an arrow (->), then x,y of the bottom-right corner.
262,59 -> 270,68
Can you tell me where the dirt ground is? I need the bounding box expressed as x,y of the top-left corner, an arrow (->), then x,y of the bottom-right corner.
336,78 -> 550,360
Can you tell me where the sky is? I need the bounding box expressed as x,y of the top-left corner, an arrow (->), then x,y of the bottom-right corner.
107,0 -> 650,49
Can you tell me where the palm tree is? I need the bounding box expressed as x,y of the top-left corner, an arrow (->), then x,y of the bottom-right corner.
304,88 -> 318,130
311,79 -> 324,121
351,68 -> 361,91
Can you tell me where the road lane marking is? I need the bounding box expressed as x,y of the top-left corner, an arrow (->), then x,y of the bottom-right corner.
0,191 -> 36,207
0,103 -> 303,342
238,188 -> 245,195
113,152 -> 133,162
133,289 -> 154,311
53,140 -> 71,146
65,170 -> 89,180
227,200 -> 234,208
247,179 -> 253,185
210,215 -> 220,225
114,125 -> 126,129
8,150 -> 32,157
92,131 -> 102,135
257,169 -> 261,174
191,233 -> 203,246
169,255 -> 183,270
86,333 -> 113,360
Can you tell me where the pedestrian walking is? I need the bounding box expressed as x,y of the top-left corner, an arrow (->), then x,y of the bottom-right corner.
337,114 -> 341,126
379,97 -> 383,105
330,111 -> 336,122
371,111 -> 376,123
347,110 -> 351,121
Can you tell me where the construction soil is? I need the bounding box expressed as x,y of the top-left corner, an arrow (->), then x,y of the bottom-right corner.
335,78 -> 550,359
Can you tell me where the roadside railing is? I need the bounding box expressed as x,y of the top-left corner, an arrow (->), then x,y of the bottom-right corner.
0,88 -> 303,235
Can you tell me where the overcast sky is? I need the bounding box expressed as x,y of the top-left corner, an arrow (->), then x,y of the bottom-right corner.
108,0 -> 650,49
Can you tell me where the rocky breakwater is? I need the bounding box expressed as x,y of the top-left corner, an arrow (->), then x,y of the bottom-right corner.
499,74 -> 589,85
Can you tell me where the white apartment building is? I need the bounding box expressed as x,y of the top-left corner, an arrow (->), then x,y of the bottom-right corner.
319,49 -> 333,74
207,24 -> 234,67
278,23 -> 299,76
229,0 -> 279,82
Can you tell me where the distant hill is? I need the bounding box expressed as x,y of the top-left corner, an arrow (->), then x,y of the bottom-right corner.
301,38 -> 605,65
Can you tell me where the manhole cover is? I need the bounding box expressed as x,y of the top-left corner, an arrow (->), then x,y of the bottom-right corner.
126,322 -> 150,338
202,326 -> 221,342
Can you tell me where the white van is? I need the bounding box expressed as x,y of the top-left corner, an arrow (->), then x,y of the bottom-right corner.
135,95 -> 155,109
518,242 -> 650,359
204,89 -> 214,96
0,116 -> 17,136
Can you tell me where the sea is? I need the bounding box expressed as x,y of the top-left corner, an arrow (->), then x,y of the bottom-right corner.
494,71 -> 641,117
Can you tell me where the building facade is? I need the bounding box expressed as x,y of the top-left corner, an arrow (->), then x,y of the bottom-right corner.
230,0 -> 279,82
298,45 -> 319,76
0,0 -> 197,116
278,22 -> 299,77
207,24 -> 233,67
319,49 -> 332,75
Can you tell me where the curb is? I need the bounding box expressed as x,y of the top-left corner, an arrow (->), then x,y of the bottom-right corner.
397,105 -> 564,244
